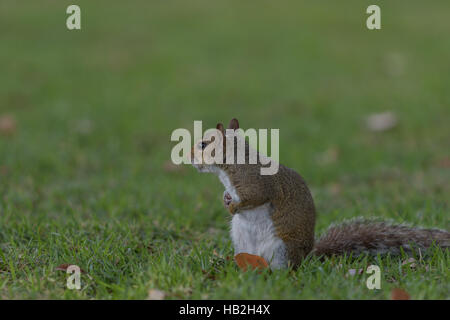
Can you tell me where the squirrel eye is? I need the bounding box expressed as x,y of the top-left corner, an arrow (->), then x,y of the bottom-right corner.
200,142 -> 207,150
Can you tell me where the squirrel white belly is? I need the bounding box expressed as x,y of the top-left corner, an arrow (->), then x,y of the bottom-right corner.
215,166 -> 287,268
190,118 -> 450,269
231,203 -> 288,269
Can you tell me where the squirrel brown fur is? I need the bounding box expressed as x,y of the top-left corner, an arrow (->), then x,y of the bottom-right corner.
190,118 -> 450,268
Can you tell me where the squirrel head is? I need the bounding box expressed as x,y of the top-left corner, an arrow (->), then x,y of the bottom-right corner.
190,118 -> 241,172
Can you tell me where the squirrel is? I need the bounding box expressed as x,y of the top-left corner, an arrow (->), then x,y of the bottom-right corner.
190,118 -> 450,269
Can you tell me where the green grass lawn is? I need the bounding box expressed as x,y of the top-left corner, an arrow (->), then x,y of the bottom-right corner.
0,0 -> 449,299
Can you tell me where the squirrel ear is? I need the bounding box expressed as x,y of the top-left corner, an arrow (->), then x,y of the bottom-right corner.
216,123 -> 225,135
228,118 -> 239,130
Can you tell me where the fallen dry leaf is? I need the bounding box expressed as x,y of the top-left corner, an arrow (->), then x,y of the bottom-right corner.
0,166 -> 8,176
176,286 -> 193,296
208,228 -> 220,236
74,119 -> 93,135
55,264 -> 86,274
163,160 -> 184,173
0,114 -> 16,136
212,249 -> 222,258
366,111 -> 398,132
391,288 -> 410,300
316,146 -> 339,165
327,183 -> 342,195
402,258 -> 417,269
386,275 -> 398,283
436,157 -> 450,168
347,268 -> 364,277
384,52 -> 406,77
202,270 -> 217,281
147,289 -> 165,300
234,253 -> 269,272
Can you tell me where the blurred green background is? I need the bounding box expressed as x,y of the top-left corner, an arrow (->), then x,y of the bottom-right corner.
0,0 -> 449,299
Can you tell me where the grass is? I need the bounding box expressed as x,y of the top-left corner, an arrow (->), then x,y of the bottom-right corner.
0,0 -> 449,299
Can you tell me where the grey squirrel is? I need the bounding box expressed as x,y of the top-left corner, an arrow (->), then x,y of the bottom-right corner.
190,118 -> 450,269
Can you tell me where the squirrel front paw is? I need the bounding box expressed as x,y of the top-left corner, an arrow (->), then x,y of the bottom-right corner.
223,191 -> 238,215
223,191 -> 232,207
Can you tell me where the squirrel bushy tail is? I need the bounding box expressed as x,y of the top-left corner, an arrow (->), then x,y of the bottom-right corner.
312,218 -> 450,257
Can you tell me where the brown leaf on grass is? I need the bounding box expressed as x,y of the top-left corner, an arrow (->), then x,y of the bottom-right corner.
402,258 -> 417,269
163,160 -> 185,173
0,115 -> 17,136
346,268 -> 364,277
391,288 -> 410,300
327,183 -> 342,196
212,249 -> 222,258
55,264 -> 86,274
234,253 -> 269,272
386,275 -> 398,283
171,287 -> 193,299
316,147 -> 339,166
0,166 -> 8,176
436,157 -> 450,168
201,269 -> 217,281
178,286 -> 193,296
207,228 -> 222,237
74,119 -> 93,135
147,289 -> 165,300
7,92 -> 29,109
146,244 -> 155,254
366,112 -> 398,132
384,52 -> 406,77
